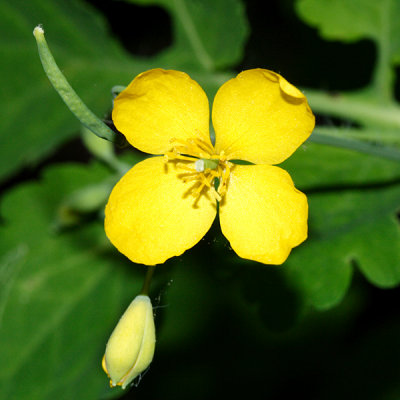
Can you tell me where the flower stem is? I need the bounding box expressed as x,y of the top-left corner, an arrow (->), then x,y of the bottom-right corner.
305,89 -> 400,130
310,128 -> 400,162
140,265 -> 156,296
33,25 -> 125,146
372,0 -> 394,104
314,126 -> 400,145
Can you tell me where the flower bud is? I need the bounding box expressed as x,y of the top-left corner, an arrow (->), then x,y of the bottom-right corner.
102,295 -> 156,389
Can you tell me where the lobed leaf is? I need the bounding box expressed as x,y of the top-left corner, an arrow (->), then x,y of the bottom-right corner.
285,182 -> 400,309
283,142 -> 400,190
126,0 -> 249,70
296,0 -> 400,63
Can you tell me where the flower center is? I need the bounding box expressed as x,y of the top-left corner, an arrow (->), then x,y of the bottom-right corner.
164,137 -> 232,201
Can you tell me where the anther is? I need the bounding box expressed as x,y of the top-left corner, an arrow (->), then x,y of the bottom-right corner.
176,162 -> 196,172
211,187 -> 221,202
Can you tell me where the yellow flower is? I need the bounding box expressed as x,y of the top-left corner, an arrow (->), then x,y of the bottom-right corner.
105,68 -> 315,265
102,295 -> 156,389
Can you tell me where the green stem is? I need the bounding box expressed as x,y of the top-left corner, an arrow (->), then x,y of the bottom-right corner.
310,128 -> 400,162
173,0 -> 214,71
314,126 -> 400,145
372,0 -> 394,103
305,89 -> 400,130
33,26 -> 125,146
140,265 -> 156,296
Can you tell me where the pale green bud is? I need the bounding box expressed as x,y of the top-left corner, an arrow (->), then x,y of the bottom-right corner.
81,126 -> 115,162
102,295 -> 156,389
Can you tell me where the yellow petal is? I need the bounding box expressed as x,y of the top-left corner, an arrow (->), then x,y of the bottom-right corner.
219,164 -> 308,264
112,69 -> 211,154
212,69 -> 315,164
105,157 -> 217,265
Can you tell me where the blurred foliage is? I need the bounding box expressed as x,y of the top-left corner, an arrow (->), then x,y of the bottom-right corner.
0,0 -> 400,399
297,0 -> 400,53
0,163 -> 136,400
0,0 -> 246,181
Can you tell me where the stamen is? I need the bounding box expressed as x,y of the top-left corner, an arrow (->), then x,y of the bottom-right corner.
216,161 -> 232,197
165,137 -> 232,202
164,151 -> 198,163
210,187 -> 221,202
175,162 -> 196,172
173,145 -> 206,158
169,138 -> 210,159
191,138 -> 214,154
191,173 -> 209,196
207,169 -> 220,180
182,175 -> 201,183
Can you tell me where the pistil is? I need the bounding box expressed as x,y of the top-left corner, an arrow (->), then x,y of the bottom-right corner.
195,158 -> 219,172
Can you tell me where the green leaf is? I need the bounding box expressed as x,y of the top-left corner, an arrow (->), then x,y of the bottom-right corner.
229,143 -> 400,311
282,142 -> 400,190
296,0 -> 400,102
126,0 -> 249,71
0,0 -> 247,182
296,0 -> 400,57
0,162 -> 145,400
285,182 -> 400,309
0,0 -> 144,182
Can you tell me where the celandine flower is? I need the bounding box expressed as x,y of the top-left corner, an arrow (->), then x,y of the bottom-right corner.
105,69 -> 315,265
